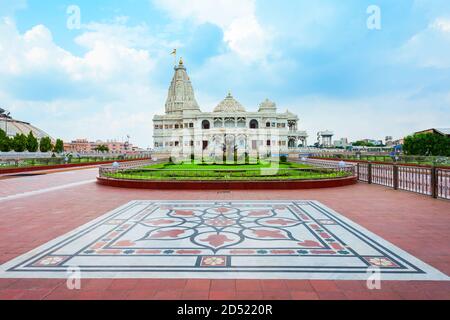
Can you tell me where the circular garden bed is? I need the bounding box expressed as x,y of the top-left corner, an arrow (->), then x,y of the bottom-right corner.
97,160 -> 357,190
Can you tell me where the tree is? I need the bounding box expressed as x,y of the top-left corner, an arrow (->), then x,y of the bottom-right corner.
352,140 -> 375,147
0,129 -> 11,152
53,139 -> 64,153
403,133 -> 450,156
94,144 -> 109,152
39,136 -> 53,152
12,133 -> 28,152
26,132 -> 39,152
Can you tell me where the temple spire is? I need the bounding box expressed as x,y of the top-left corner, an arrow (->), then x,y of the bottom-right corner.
164,59 -> 200,114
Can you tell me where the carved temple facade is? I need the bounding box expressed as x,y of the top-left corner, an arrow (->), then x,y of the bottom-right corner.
152,59 -> 308,156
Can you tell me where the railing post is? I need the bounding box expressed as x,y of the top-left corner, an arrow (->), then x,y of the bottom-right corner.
430,166 -> 437,198
393,165 -> 398,190
356,163 -> 360,180
367,162 -> 372,184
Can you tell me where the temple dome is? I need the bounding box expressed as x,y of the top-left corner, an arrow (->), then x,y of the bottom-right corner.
213,92 -> 246,113
258,98 -> 277,112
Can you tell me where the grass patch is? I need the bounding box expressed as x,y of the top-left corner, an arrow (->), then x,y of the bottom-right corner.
106,161 -> 351,181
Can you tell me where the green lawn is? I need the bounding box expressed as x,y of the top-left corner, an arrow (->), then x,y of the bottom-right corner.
106,161 -> 351,181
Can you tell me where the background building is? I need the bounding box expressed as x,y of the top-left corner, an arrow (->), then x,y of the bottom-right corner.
385,136 -> 394,146
414,128 -> 450,137
317,131 -> 334,148
64,139 -> 138,154
333,138 -> 349,148
0,109 -> 51,139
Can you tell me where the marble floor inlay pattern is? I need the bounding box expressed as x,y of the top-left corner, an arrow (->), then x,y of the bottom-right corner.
0,200 -> 448,280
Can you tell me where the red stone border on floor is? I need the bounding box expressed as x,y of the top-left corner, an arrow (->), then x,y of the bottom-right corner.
96,175 -> 357,190
0,158 -> 151,174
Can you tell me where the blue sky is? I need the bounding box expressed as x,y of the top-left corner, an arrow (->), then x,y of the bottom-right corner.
0,0 -> 449,147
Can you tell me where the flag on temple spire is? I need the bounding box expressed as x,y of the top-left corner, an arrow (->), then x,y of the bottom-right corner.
170,49 -> 177,66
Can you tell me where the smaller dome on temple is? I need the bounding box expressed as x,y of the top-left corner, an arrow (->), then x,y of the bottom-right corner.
213,92 -> 246,113
258,98 -> 277,112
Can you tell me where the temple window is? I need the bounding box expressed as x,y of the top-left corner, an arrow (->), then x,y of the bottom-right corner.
202,120 -> 210,130
225,118 -> 235,128
250,119 -> 259,129
288,120 -> 297,131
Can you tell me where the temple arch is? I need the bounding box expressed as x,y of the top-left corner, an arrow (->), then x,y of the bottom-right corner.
202,120 -> 210,130
288,137 -> 297,148
249,119 -> 259,129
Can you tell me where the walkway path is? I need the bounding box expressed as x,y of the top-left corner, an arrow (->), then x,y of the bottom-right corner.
0,167 -> 448,299
0,167 -> 98,197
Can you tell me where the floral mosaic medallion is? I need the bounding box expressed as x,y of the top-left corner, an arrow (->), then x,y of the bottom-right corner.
0,200 -> 448,280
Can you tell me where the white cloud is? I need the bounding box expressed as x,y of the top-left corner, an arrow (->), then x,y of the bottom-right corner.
0,18 -> 167,147
398,17 -> 450,68
0,19 -> 62,75
432,17 -> 450,32
153,0 -> 270,62
0,18 -> 156,82
287,93 -> 450,143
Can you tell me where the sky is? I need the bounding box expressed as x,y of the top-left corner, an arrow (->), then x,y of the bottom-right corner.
0,0 -> 449,148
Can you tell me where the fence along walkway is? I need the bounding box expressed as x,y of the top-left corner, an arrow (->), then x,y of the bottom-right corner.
357,162 -> 449,200
298,158 -> 449,200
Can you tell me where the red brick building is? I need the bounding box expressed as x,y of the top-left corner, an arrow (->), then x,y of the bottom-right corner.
64,139 -> 138,154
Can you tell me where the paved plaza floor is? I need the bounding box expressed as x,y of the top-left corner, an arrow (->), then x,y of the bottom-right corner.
0,167 -> 449,299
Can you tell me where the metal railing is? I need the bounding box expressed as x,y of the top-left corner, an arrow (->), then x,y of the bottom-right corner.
356,162 -> 449,200
371,163 -> 394,188
99,158 -> 167,174
0,154 -> 149,169
293,157 -> 449,200
437,168 -> 450,200
312,153 -> 450,166
0,151 -> 152,160
99,161 -> 355,181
